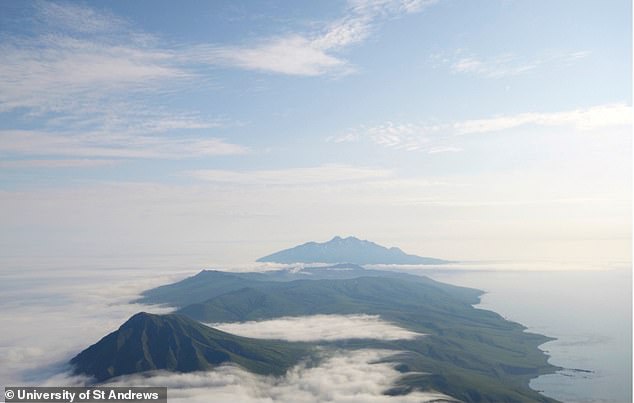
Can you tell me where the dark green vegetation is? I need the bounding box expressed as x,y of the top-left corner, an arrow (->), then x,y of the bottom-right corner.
136,266 -> 559,402
79,263 -> 560,402
71,312 -> 309,382
178,275 -> 481,323
257,235 -> 450,265
174,274 -> 557,402
137,263 -> 442,307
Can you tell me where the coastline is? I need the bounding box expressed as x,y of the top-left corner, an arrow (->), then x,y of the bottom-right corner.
424,266 -> 632,403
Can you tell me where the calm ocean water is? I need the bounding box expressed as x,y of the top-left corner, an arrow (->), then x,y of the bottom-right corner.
425,265 -> 632,403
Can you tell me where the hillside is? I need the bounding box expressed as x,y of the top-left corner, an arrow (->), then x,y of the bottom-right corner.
70,312 -> 308,382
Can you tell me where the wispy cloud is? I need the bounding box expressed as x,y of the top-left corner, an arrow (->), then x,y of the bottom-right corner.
186,164 -> 392,185
0,2 -> 262,161
450,54 -> 538,78
33,1 -> 128,34
210,314 -> 423,341
0,3 -> 249,161
193,0 -> 439,76
0,6 -> 188,114
329,121 -> 455,153
443,50 -> 591,78
0,37 -> 184,112
0,159 -> 120,169
0,130 -> 248,159
190,37 -> 349,77
348,0 -> 439,16
454,103 -> 632,133
0,1 -> 441,161
330,103 -> 632,152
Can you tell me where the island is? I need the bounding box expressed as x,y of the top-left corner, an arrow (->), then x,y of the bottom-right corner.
71,238 -> 559,402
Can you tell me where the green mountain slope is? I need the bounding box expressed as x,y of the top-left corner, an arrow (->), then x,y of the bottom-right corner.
128,265 -> 560,402
135,270 -> 267,307
70,312 -> 309,382
175,276 -> 558,402
178,276 -> 482,323
137,264 -> 474,308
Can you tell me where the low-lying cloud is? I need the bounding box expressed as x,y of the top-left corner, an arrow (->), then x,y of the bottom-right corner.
0,266 -> 184,392
104,349 -> 455,403
0,266 -> 453,402
210,314 -> 423,341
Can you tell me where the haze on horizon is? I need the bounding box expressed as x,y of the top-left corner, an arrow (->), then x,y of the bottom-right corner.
0,0 -> 631,268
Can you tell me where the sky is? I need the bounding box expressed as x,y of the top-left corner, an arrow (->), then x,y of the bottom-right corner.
0,0 -> 631,267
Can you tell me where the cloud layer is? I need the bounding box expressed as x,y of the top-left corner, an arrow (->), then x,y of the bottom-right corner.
187,164 -> 392,186
105,350 -> 455,403
330,103 -> 632,152
0,266 -> 184,392
0,266 -> 450,402
210,314 -> 423,341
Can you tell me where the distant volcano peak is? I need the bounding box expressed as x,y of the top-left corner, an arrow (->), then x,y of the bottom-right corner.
257,236 -> 449,265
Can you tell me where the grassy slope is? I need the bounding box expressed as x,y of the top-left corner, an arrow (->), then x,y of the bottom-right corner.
134,270 -> 559,402
175,275 -> 558,402
135,270 -> 267,307
71,312 -> 309,382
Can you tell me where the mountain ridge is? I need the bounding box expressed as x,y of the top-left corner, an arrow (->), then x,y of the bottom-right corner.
257,236 -> 450,265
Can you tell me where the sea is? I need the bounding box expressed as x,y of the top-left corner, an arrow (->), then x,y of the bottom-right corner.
421,262 -> 632,403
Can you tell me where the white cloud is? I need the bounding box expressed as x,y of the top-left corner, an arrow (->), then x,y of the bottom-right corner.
454,103 -> 632,134
0,130 -> 248,159
427,146 -> 462,154
186,164 -> 391,185
331,103 -> 632,152
192,0 -> 439,76
0,265 -> 183,392
210,315 -> 423,341
0,35 -> 187,114
0,3 -> 249,161
450,54 -> 538,78
348,0 -> 438,16
105,350 -> 456,403
192,37 -> 348,77
312,16 -> 372,51
447,50 -> 591,78
0,1 -> 441,162
0,159 -> 120,169
34,1 -> 127,34
330,121 -> 448,153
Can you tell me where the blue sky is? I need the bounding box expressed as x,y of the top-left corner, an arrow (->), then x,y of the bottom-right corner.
0,0 -> 631,266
